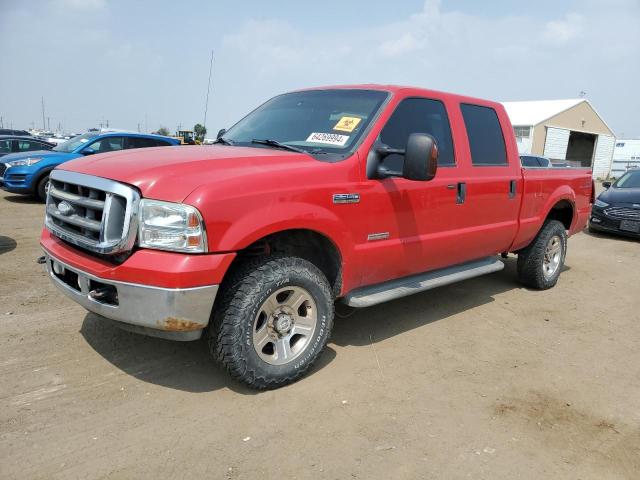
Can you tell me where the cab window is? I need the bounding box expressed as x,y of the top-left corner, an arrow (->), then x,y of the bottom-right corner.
461,104 -> 507,166
379,97 -> 455,172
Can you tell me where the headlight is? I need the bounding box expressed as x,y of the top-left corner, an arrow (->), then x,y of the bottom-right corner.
8,157 -> 43,166
138,199 -> 207,253
594,199 -> 609,208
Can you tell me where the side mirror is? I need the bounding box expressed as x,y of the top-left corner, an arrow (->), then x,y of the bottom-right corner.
82,148 -> 96,156
217,128 -> 226,139
403,133 -> 438,181
602,181 -> 612,189
366,133 -> 438,181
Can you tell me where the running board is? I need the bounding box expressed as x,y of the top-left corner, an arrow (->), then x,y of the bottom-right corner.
343,257 -> 504,308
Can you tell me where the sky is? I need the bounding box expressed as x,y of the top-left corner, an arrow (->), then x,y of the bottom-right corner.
1,0 -> 639,138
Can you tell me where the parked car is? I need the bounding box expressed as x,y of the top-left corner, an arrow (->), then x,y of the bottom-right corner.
0,128 -> 31,136
520,155 -> 552,168
589,168 -> 640,238
2,131 -> 179,200
0,135 -> 55,158
40,85 -> 593,389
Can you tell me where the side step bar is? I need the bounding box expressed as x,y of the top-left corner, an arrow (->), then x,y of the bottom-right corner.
343,257 -> 505,308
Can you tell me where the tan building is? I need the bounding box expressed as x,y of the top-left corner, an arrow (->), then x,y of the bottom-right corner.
502,99 -> 616,178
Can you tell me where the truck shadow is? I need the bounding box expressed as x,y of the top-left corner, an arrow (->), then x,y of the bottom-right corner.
79,257 -> 560,394
79,313 -> 336,394
331,257 -> 550,347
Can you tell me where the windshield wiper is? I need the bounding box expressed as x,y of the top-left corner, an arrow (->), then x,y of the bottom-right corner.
251,139 -> 307,154
213,137 -> 235,145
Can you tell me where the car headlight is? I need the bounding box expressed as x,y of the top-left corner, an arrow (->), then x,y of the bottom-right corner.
8,157 -> 43,166
138,199 -> 207,253
594,199 -> 609,208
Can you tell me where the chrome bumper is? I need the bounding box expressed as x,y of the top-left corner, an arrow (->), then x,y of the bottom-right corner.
44,252 -> 218,341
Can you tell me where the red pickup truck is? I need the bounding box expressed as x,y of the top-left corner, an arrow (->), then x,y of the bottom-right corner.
40,85 -> 593,389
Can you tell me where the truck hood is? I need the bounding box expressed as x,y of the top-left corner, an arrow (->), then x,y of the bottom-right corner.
59,145 -> 322,202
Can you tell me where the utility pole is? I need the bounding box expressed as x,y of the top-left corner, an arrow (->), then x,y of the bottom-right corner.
41,97 -> 46,130
47,117 -> 51,131
106,119 -> 109,128
0,116 -> 3,128
203,50 -> 214,135
137,122 -> 141,132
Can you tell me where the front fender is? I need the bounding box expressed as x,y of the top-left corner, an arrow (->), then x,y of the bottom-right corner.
213,200 -> 353,255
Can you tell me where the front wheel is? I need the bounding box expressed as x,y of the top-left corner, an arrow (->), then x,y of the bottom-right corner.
208,256 -> 334,390
517,220 -> 567,289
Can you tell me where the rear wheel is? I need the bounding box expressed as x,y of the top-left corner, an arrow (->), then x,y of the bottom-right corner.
36,175 -> 50,202
209,256 -> 334,390
517,220 -> 567,289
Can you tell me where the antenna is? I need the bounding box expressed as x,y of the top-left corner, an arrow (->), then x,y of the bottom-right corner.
203,50 -> 214,134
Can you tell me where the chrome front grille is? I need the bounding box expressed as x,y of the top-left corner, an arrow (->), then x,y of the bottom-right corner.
45,170 -> 140,254
603,206 -> 640,221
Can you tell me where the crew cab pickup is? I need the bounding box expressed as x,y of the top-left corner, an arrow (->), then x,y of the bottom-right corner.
40,85 -> 593,389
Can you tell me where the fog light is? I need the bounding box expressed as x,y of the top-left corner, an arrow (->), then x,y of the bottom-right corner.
52,260 -> 65,275
591,217 -> 601,223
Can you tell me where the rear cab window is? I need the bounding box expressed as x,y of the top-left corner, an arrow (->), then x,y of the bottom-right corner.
461,103 -> 507,166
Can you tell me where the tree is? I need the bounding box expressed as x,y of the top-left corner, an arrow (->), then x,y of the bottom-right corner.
194,123 -> 207,141
155,126 -> 170,136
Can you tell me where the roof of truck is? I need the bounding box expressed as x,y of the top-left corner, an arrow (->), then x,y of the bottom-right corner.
295,84 -> 503,108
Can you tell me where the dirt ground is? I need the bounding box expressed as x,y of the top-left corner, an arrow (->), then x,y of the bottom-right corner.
1,187 -> 639,480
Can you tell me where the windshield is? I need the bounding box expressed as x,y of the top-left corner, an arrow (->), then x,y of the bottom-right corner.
53,132 -> 98,153
223,89 -> 388,154
614,170 -> 640,188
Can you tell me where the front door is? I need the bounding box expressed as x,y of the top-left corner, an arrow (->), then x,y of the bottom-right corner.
357,96 -> 471,286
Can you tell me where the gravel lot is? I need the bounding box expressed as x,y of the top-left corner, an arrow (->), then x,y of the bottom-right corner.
1,188 -> 639,479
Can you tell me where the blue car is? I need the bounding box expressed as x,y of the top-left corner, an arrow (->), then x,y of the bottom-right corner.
0,131 -> 180,200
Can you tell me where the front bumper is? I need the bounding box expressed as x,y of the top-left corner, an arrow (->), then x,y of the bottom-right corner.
1,165 -> 35,193
590,210 -> 640,238
44,252 -> 219,341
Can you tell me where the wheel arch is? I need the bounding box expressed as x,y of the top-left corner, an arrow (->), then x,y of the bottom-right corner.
222,228 -> 344,298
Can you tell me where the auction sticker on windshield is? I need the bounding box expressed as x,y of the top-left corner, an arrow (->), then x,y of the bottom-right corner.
333,116 -> 361,133
306,132 -> 349,146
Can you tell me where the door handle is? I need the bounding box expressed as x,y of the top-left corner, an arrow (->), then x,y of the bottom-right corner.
509,179 -> 517,199
456,182 -> 466,204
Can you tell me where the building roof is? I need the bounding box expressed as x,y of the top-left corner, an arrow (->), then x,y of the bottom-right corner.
501,98 -> 585,126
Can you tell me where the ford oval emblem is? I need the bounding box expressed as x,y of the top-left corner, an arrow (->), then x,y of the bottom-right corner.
58,201 -> 74,216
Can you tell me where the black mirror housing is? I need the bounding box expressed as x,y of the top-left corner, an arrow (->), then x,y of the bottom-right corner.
217,128 -> 227,139
602,181 -> 612,188
82,148 -> 96,156
402,133 -> 438,181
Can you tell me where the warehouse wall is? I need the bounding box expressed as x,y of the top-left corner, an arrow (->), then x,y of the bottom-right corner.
530,101 -> 614,155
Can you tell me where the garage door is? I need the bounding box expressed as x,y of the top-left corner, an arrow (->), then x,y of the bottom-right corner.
543,127 -> 570,160
592,134 -> 615,179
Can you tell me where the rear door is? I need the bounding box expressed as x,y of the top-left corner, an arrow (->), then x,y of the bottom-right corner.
453,103 -> 522,257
